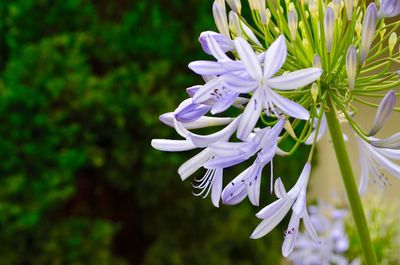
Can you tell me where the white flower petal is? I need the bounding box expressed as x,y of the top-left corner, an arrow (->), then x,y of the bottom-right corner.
302,209 -> 321,243
178,148 -> 213,180
282,213 -> 300,257
237,90 -> 263,140
263,35 -> 287,79
234,37 -> 262,80
151,139 -> 196,152
186,116 -> 241,147
270,90 -> 310,120
274,178 -> 288,198
267,68 -> 322,90
192,78 -> 221,103
188,60 -> 228,75
251,199 -> 293,239
211,168 -> 223,207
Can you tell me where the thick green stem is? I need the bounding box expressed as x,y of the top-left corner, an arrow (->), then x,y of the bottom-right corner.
325,96 -> 378,265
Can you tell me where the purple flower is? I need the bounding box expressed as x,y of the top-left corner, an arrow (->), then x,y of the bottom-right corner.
356,135 -> 400,194
208,119 -> 286,206
229,35 -> 322,140
250,163 -> 320,257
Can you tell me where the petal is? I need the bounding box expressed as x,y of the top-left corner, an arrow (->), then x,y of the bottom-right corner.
288,163 -> 311,198
192,78 -> 221,103
151,139 -> 196,152
234,37 -> 262,80
211,168 -> 224,207
292,189 -> 306,216
209,141 -> 251,157
267,68 -> 322,90
221,167 -> 250,205
186,116 -> 241,147
188,60 -> 228,75
175,103 -> 211,123
263,35 -> 287,79
184,116 -> 235,129
178,148 -> 213,180
370,132 -> 400,149
256,198 -> 289,218
250,199 -> 293,239
274,178 -> 288,199
246,163 -> 263,206
199,31 -> 234,55
269,90 -> 310,120
205,32 -> 230,60
222,74 -> 259,93
205,152 -> 249,169
213,1 -> 230,37
282,213 -> 300,257
302,209 -> 321,243
237,90 -> 263,140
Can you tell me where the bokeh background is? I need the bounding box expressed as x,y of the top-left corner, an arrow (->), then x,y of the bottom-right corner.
0,1 -> 309,264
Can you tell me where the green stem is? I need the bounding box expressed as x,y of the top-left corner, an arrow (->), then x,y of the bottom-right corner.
325,96 -> 378,265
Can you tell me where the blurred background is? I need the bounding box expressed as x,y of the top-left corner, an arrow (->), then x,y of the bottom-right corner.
0,0 -> 399,265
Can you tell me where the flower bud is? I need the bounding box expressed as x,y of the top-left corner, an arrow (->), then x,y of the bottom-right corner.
360,3 -> 378,64
226,0 -> 241,14
369,90 -> 396,136
288,10 -> 298,41
308,0 -> 318,18
344,0 -> 354,20
346,45 -> 357,90
213,1 -> 230,37
355,19 -> 362,38
313,54 -> 322,68
389,32 -> 398,54
324,7 -> 335,53
311,83 -> 319,103
332,0 -> 341,18
260,9 -> 268,24
378,0 -> 400,18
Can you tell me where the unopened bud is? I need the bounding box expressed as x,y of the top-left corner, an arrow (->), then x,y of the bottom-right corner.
324,7 -> 335,53
389,32 -> 398,54
313,54 -> 322,68
355,19 -> 362,38
311,83 -> 319,103
360,3 -> 378,64
213,1 -> 230,37
369,90 -> 397,136
309,0 -> 318,18
346,45 -> 357,90
288,10 -> 298,41
226,0 -> 241,14
344,0 -> 354,20
332,0 -> 341,17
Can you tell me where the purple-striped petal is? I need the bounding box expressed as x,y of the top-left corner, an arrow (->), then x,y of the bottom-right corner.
237,90 -> 263,140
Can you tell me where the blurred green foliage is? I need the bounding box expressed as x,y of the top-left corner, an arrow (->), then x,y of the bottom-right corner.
0,0 -> 307,264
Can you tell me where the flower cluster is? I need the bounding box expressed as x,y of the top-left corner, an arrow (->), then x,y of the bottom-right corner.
152,0 -> 400,258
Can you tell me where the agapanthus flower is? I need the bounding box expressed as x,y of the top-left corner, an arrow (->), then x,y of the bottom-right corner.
289,201 -> 360,265
152,0 -> 400,262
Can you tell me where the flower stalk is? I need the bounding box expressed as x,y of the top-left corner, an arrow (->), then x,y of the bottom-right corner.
325,96 -> 378,265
